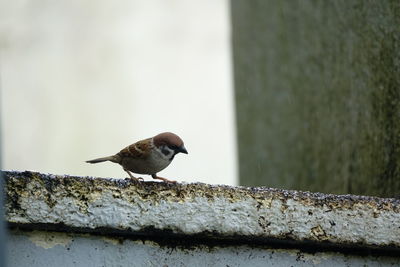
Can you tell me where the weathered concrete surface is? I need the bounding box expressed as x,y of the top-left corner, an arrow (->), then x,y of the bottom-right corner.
4,171 -> 400,253
232,0 -> 400,197
8,230 -> 400,267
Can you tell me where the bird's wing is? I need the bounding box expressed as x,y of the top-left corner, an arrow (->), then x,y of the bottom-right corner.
118,138 -> 152,159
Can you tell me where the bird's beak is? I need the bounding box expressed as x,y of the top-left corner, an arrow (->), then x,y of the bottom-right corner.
179,146 -> 188,154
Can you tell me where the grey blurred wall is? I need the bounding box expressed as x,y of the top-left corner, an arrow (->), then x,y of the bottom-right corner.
0,1 -> 236,185
231,0 -> 400,197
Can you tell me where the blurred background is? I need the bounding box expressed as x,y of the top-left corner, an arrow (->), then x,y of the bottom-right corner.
2,1 -> 400,265
231,1 -> 400,198
1,1 -> 400,197
0,0 -> 237,185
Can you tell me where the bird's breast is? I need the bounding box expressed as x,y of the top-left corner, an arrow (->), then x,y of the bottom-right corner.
121,149 -> 171,175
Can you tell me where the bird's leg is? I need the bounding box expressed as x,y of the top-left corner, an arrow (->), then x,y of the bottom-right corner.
151,174 -> 176,183
124,169 -> 144,182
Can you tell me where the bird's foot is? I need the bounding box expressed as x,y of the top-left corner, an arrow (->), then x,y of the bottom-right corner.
151,174 -> 176,184
125,176 -> 144,182
124,170 -> 144,182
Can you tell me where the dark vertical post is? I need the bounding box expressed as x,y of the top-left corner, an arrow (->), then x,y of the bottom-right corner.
232,0 -> 400,197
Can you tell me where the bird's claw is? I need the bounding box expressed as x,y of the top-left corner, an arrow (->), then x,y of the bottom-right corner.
124,170 -> 144,182
151,175 -> 177,183
127,177 -> 143,182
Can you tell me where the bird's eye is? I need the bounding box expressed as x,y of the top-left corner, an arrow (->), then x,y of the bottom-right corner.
168,145 -> 178,150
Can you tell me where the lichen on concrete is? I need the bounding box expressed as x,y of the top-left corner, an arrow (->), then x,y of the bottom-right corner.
3,171 -> 400,252
26,230 -> 73,249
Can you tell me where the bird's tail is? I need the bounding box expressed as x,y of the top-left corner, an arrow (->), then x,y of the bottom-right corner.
86,155 -> 119,164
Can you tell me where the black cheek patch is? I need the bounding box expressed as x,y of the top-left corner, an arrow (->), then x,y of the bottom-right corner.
161,147 -> 170,156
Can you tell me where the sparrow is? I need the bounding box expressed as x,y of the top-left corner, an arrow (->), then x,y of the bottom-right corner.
86,132 -> 188,183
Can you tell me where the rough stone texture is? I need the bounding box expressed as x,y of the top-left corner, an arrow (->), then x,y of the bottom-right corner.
4,171 -> 400,253
8,230 -> 400,267
232,0 -> 400,197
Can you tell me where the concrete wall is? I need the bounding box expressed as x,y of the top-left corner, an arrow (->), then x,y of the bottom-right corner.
4,171 -> 400,266
9,230 -> 399,267
232,0 -> 400,197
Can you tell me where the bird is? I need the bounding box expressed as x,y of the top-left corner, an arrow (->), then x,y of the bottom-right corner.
86,132 -> 188,183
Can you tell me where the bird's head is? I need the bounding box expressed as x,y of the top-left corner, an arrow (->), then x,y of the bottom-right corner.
153,132 -> 188,159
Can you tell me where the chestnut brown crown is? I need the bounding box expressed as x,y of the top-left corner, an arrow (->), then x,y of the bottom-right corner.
153,132 -> 188,154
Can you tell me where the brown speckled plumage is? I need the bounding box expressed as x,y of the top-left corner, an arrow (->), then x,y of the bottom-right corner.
86,132 -> 187,183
